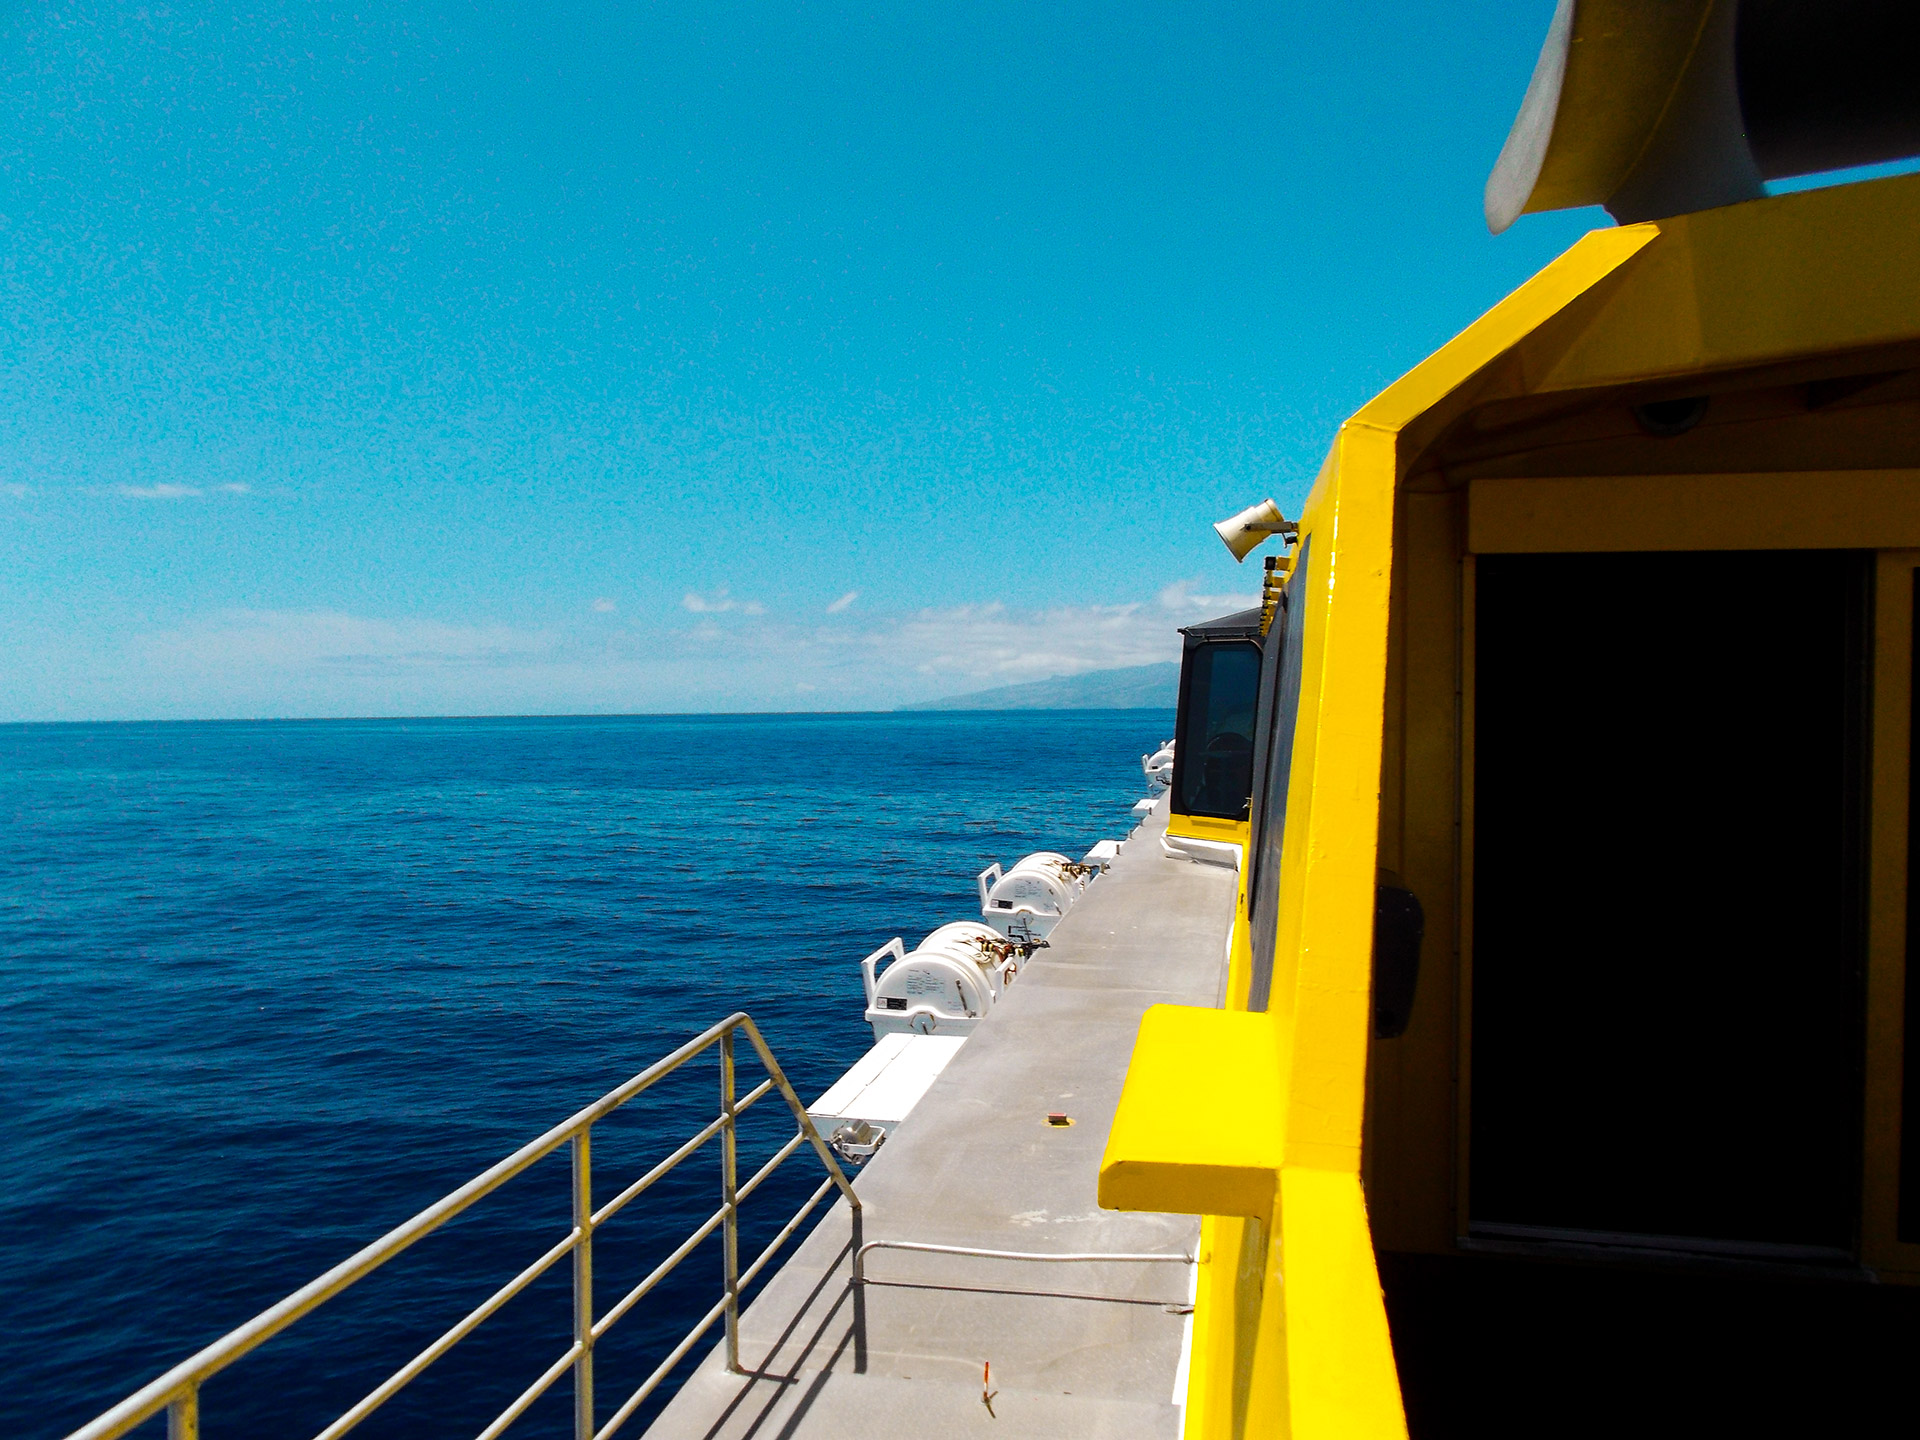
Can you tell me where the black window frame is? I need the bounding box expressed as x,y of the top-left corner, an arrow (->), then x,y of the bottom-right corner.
1171,637 -> 1264,822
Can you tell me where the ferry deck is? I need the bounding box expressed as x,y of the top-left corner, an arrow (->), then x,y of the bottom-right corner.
61,3 -> 1920,1438
645,800 -> 1231,1438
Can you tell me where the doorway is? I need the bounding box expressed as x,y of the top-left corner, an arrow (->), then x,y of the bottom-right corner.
1470,549 -> 1867,1254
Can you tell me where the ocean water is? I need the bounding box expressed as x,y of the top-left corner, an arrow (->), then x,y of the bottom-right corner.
0,711 -> 1170,1440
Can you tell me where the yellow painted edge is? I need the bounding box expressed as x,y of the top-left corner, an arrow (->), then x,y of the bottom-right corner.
1098,1006 -> 1284,1218
1279,422 -> 1397,1171
1223,864 -> 1254,1011
1279,1168 -> 1408,1440
1350,223 -> 1658,436
1181,1213 -> 1222,1439
1166,812 -> 1252,845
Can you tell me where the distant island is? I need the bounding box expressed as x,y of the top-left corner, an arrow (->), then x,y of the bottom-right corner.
901,661 -> 1179,711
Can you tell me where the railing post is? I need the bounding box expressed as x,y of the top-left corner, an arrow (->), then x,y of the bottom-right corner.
168,1386 -> 198,1440
721,1028 -> 740,1374
572,1128 -> 595,1440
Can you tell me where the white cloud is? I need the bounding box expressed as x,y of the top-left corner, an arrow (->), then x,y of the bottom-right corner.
825,590 -> 859,614
101,485 -> 249,503
677,593 -> 1208,698
4,580 -> 1242,720
1156,579 -> 1260,615
868,602 -> 1174,682
592,598 -> 617,613
119,483 -> 203,499
109,482 -> 251,500
682,586 -> 765,616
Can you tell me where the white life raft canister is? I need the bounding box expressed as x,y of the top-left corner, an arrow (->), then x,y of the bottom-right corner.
1142,739 -> 1176,789
862,921 -> 1023,1041
976,851 -> 1089,942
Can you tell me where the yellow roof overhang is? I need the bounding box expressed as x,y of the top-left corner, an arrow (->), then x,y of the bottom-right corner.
1392,170 -> 1920,469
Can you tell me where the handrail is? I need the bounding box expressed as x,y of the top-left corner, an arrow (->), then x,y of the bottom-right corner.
65,1012 -> 858,1440
858,938 -> 905,1010
976,862 -> 1003,912
852,1240 -> 1193,1284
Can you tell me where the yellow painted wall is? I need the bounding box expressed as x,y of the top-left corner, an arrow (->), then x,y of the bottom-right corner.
1103,171 -> 1920,1438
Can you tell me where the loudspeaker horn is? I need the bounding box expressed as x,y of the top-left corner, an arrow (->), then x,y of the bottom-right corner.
1213,499 -> 1293,562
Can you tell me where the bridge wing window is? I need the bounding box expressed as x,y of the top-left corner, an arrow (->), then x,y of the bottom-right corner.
1176,641 -> 1261,819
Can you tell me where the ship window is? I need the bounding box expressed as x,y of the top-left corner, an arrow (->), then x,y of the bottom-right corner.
1174,640 -> 1261,819
1246,537 -> 1310,1012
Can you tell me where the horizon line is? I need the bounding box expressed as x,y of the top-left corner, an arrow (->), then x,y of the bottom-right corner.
0,704 -> 1180,728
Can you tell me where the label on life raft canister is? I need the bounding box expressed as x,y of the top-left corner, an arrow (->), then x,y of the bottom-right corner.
902,968 -> 946,998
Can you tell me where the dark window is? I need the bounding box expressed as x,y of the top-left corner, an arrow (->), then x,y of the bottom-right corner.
1471,550 -> 1866,1253
1246,538 -> 1311,1012
1175,640 -> 1262,819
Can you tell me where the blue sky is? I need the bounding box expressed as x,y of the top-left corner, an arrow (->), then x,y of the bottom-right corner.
0,1 -> 1611,719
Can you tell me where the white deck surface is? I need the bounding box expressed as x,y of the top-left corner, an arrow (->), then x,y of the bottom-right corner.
642,799 -> 1236,1440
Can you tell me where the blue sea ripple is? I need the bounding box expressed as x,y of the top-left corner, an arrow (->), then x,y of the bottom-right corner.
0,711 -> 1169,1439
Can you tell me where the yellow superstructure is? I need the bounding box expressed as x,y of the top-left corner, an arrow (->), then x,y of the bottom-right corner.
1102,163 -> 1920,1436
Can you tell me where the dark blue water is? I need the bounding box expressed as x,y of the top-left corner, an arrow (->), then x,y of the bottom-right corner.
0,711 -> 1169,1439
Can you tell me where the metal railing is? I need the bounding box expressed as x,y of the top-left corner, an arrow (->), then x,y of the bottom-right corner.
67,1013 -> 859,1440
